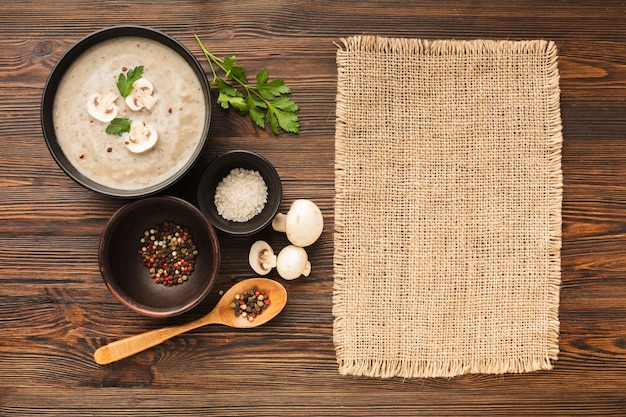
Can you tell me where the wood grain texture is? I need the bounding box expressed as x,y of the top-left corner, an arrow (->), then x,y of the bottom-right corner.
1,0 -> 626,415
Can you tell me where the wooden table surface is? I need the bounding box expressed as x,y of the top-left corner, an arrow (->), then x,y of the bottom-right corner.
2,1 -> 626,415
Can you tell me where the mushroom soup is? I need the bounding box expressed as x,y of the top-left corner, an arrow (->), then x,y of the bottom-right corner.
53,36 -> 207,190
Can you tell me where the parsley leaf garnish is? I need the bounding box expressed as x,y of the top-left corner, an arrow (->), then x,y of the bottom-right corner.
105,118 -> 131,135
194,35 -> 300,135
116,66 -> 144,98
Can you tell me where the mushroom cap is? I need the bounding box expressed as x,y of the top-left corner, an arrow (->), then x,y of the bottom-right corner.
280,199 -> 324,247
125,78 -> 157,111
125,120 -> 158,154
248,240 -> 276,276
276,245 -> 310,280
87,91 -> 118,123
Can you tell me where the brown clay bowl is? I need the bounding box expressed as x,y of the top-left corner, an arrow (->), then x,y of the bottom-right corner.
99,196 -> 220,317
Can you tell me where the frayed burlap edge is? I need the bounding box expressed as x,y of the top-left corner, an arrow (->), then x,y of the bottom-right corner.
333,36 -> 562,379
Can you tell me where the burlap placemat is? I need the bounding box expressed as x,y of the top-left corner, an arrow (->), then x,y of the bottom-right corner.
333,36 -> 562,379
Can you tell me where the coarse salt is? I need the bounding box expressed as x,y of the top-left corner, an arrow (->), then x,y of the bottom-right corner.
214,168 -> 268,222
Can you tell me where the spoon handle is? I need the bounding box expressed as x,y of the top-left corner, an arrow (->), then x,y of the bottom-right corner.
93,311 -> 220,365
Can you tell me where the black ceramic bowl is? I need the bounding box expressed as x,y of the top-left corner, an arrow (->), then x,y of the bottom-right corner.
99,196 -> 220,317
41,26 -> 211,198
197,150 -> 282,235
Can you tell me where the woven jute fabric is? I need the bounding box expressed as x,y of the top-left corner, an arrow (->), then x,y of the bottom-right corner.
333,36 -> 562,379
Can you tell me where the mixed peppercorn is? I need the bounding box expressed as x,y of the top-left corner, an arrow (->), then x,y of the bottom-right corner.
230,287 -> 270,321
138,221 -> 198,286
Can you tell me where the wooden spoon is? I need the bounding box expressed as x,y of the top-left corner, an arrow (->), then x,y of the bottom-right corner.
94,277 -> 287,365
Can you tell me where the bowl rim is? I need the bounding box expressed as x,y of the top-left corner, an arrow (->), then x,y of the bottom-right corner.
197,150 -> 282,235
41,25 -> 211,198
98,195 -> 221,317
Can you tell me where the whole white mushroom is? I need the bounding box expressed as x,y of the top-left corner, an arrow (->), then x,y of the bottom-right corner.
272,199 -> 323,247
276,245 -> 311,280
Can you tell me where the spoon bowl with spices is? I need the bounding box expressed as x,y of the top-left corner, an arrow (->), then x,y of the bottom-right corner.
93,277 -> 287,365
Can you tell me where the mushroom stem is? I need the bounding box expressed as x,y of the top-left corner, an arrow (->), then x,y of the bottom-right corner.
272,213 -> 287,233
259,249 -> 277,270
301,261 -> 311,277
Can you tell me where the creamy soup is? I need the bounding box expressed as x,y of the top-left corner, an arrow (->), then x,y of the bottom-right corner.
53,36 -> 207,190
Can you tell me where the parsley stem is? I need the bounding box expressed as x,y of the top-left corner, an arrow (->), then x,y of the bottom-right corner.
194,35 -> 272,107
194,35 -> 220,84
194,35 -> 251,92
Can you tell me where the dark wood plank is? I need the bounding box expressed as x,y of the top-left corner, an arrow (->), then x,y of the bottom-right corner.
1,0 -> 626,415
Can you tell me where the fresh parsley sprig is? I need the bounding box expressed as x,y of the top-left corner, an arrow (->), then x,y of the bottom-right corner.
108,67 -> 142,135
105,117 -> 131,135
117,66 -> 144,98
194,35 -> 300,135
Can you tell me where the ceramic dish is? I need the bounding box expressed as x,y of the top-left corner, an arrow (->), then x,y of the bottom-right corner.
99,196 -> 220,317
197,150 -> 282,235
41,26 -> 211,198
